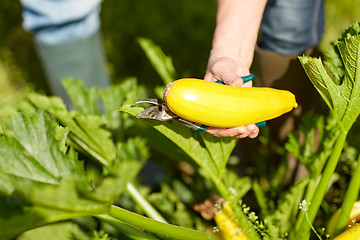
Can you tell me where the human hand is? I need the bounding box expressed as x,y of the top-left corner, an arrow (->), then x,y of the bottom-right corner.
204,56 -> 252,87
204,57 -> 259,139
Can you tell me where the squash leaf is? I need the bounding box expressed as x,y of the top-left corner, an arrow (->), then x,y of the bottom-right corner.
299,21 -> 360,132
119,104 -> 238,184
27,92 -> 116,165
137,37 -> 177,86
0,111 -> 148,239
265,178 -> 310,238
62,78 -> 99,115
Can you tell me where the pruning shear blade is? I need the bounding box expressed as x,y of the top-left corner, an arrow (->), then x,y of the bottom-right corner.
135,98 -> 206,132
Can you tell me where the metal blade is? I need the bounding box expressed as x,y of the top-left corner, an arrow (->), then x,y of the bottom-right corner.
135,98 -> 163,106
136,105 -> 173,121
136,106 -> 162,120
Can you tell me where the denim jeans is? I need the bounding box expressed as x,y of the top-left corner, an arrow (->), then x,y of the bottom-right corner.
20,0 -> 102,45
260,0 -> 325,55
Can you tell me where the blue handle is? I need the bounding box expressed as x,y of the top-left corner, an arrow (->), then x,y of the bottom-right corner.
215,74 -> 266,128
196,125 -> 207,132
215,73 -> 255,84
255,121 -> 266,128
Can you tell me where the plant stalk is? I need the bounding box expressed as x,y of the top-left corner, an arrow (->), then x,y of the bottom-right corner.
126,182 -> 168,223
297,132 -> 347,240
108,205 -> 217,240
295,176 -> 320,232
334,153 -> 360,235
97,214 -> 160,240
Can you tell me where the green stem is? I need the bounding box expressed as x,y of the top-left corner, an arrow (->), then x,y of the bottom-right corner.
295,177 -> 320,232
126,182 -> 167,223
214,180 -> 261,240
109,205 -> 217,240
334,153 -> 360,235
97,214 -> 160,240
297,132 -> 348,240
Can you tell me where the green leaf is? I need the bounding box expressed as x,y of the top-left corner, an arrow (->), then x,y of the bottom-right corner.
55,125 -> 71,154
86,137 -> 149,203
18,222 -> 88,240
0,112 -> 75,185
299,21 -> 360,131
221,169 -> 251,204
0,202 -> 86,240
148,184 -> 193,228
0,112 -> 108,239
119,104 -> 222,181
200,133 -> 238,178
99,78 -> 138,131
0,111 -> 149,239
62,78 -> 99,115
17,222 -> 86,240
266,178 -> 310,237
137,37 -> 176,85
285,112 -> 327,175
27,92 -> 116,165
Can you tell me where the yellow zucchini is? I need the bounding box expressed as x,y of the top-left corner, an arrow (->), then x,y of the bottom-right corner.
164,78 -> 298,128
214,203 -> 249,240
328,201 -> 360,239
333,224 -> 360,240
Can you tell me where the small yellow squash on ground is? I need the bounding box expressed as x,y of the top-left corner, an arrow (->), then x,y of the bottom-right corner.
214,203 -> 249,240
333,223 -> 360,240
164,78 -> 297,128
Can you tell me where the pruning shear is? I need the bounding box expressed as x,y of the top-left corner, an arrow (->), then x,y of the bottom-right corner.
135,74 -> 266,132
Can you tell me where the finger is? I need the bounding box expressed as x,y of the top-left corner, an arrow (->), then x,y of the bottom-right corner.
204,71 -> 217,82
206,124 -> 259,139
230,125 -> 257,139
206,126 -> 247,138
248,127 -> 259,138
206,127 -> 240,138
246,124 -> 259,138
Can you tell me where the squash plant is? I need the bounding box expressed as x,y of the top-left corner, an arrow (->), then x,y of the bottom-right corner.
295,21 -> 360,239
1,21 -> 360,240
124,22 -> 360,239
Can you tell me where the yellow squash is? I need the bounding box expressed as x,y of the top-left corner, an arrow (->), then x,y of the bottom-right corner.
329,201 -> 360,239
333,224 -> 360,240
214,203 -> 249,240
164,78 -> 298,128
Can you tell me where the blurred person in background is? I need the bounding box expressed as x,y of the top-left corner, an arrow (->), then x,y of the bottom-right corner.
20,0 -> 324,140
20,0 -> 110,107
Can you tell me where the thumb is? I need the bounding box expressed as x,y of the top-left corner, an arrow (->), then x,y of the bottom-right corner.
209,58 -> 245,86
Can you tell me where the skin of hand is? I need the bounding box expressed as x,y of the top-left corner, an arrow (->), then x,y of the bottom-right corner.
204,0 -> 267,139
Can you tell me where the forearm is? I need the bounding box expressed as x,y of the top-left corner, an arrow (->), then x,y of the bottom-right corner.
210,0 -> 267,70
